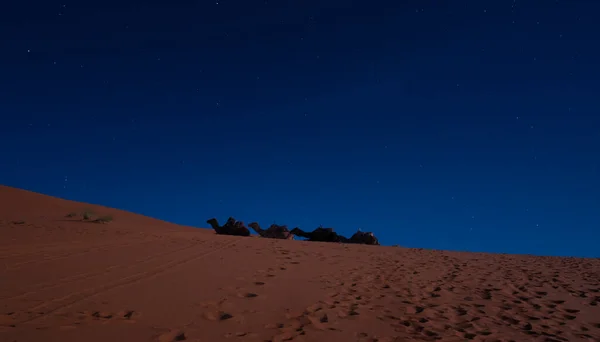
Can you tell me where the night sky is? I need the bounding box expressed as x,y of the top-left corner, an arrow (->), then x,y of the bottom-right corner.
1,1 -> 598,257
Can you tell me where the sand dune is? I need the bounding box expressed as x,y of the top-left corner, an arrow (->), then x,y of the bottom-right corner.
1,185 -> 599,341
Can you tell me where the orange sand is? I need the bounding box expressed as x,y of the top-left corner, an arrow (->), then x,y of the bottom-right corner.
1,185 -> 599,341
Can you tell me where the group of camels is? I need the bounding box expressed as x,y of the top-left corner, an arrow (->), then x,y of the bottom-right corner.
206,217 -> 380,245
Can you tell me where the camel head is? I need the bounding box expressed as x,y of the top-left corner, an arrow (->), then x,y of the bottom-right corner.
206,218 -> 220,229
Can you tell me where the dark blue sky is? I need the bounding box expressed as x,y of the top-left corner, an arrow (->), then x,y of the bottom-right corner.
1,1 -> 598,257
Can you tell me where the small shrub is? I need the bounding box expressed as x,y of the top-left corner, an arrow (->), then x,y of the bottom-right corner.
66,212 -> 78,218
82,211 -> 92,220
94,215 -> 113,223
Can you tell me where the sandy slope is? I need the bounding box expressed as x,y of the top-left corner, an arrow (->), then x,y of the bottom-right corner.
1,185 -> 599,342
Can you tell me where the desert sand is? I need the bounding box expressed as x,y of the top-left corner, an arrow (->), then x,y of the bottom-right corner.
1,185 -> 599,342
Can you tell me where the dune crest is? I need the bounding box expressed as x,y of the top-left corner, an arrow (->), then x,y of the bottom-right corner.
1,185 -> 599,341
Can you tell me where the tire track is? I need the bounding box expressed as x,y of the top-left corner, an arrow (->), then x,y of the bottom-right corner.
14,238 -> 241,325
0,240 -> 205,301
0,238 -> 153,259
0,242 -> 72,256
4,239 -> 162,270
0,229 -> 141,254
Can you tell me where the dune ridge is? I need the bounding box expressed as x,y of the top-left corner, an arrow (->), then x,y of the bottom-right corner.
1,185 -> 599,341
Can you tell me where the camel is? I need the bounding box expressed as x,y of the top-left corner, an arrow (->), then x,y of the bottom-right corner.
248,222 -> 294,240
290,226 -> 380,245
206,217 -> 250,236
349,230 -> 380,245
290,226 -> 349,243
206,218 -> 379,244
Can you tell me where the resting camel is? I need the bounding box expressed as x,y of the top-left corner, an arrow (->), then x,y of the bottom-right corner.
290,226 -> 380,245
206,217 -> 250,236
349,229 -> 380,245
248,222 -> 294,240
290,226 -> 349,243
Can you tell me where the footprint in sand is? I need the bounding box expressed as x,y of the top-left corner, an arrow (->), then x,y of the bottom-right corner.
203,311 -> 234,321
60,309 -> 140,325
156,330 -> 186,342
224,331 -> 258,338
199,298 -> 238,323
0,312 -> 16,327
406,305 -> 425,315
236,292 -> 259,299
121,310 -> 137,320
